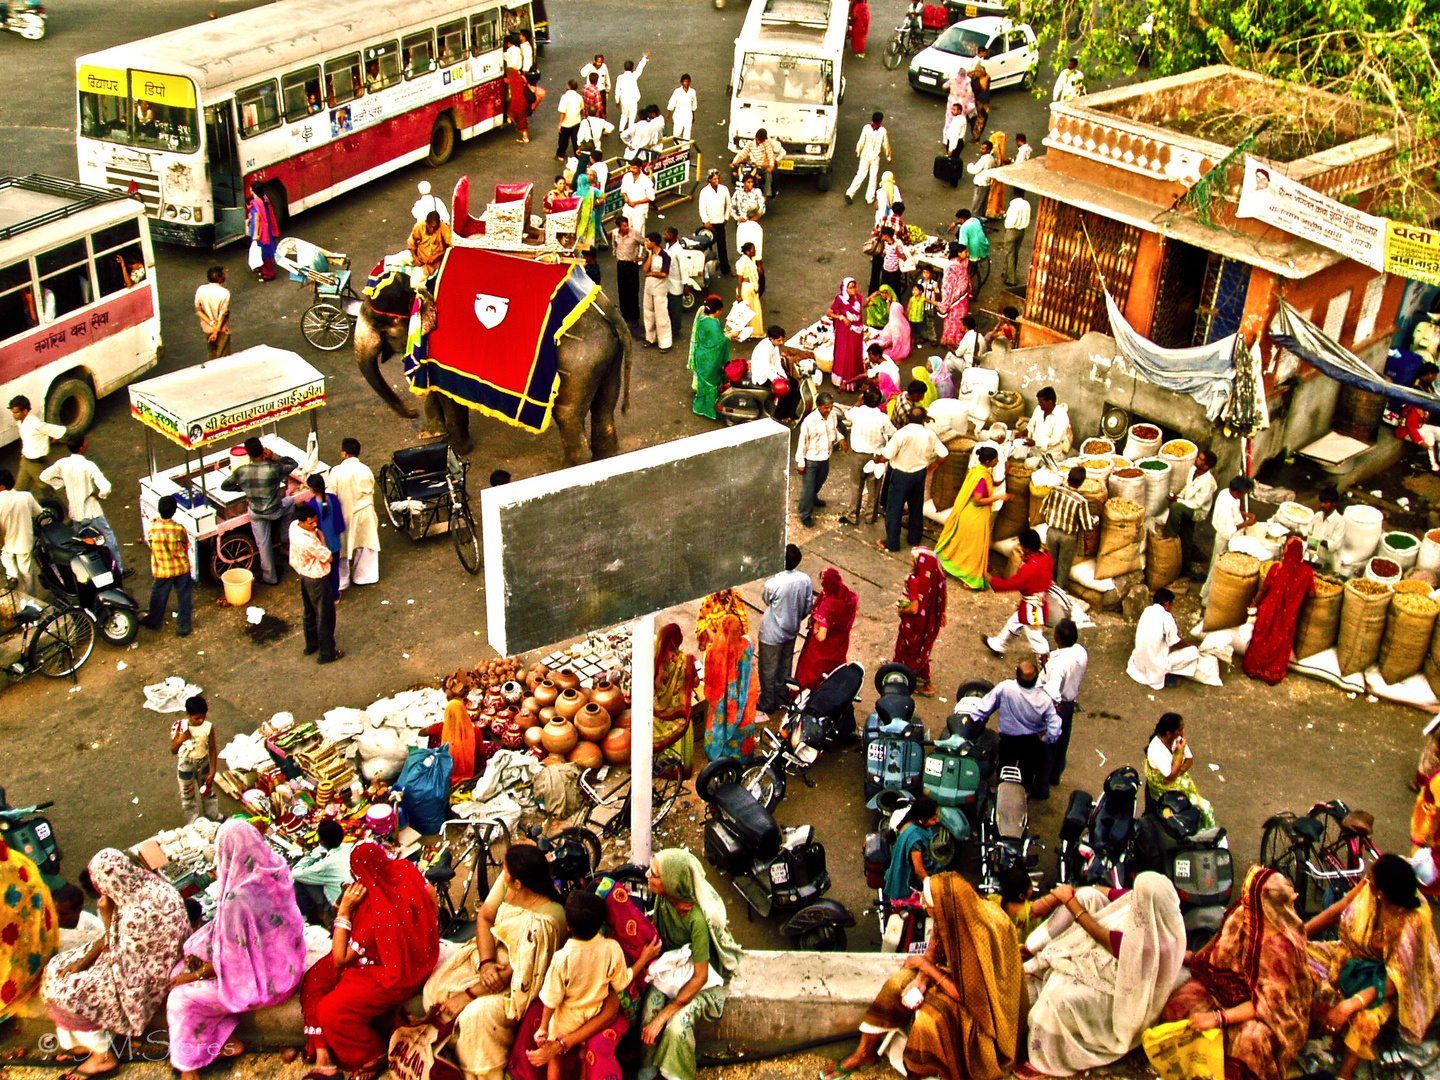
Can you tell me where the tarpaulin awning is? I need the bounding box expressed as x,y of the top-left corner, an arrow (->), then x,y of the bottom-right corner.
1270,299 -> 1439,411
1103,290 -> 1238,421
403,247 -> 599,433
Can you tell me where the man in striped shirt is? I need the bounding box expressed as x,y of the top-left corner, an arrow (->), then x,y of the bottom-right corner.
730,128 -> 785,197
1040,465 -> 1093,590
845,111 -> 891,207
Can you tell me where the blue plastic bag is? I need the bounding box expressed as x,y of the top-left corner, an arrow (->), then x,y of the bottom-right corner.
394,745 -> 453,836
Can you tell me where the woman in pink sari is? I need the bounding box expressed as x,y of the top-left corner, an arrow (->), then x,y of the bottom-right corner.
829,278 -> 865,390
167,820 -> 306,1079
794,568 -> 859,690
893,549 -> 947,697
873,296 -> 912,363
1242,535 -> 1315,685
939,243 -> 971,347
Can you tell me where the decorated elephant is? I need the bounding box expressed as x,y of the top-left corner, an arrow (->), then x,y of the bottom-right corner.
355,271 -> 631,464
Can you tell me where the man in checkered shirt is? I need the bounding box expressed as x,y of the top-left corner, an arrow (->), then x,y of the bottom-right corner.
1040,465 -> 1094,591
145,495 -> 193,636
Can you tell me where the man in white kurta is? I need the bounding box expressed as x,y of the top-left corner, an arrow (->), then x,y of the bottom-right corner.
329,440 -> 380,588
1126,589 -> 1220,688
666,75 -> 697,142
1026,387 -> 1072,457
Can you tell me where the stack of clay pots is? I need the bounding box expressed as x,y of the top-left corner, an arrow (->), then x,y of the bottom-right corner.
524,665 -> 632,768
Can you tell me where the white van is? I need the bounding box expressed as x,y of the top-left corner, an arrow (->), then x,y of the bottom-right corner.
727,0 -> 847,190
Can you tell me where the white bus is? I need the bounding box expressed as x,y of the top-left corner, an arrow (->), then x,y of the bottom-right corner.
728,0 -> 848,190
0,175 -> 161,446
75,0 -> 538,248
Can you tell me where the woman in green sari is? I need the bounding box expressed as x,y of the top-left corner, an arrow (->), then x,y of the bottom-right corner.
1144,712 -> 1216,829
865,284 -> 897,328
640,850 -> 742,1080
687,296 -> 730,419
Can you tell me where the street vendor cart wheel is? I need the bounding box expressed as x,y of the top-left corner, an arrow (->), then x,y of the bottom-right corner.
451,505 -> 480,575
301,302 -> 354,351
210,532 -> 258,583
379,464 -> 411,531
28,607 -> 96,678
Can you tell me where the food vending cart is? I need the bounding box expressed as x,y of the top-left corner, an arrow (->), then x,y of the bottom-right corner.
128,346 -> 327,582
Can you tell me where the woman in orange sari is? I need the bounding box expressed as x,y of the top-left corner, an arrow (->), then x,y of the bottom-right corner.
936,446 -> 1008,588
702,614 -> 759,761
439,687 -> 477,783
695,589 -> 749,650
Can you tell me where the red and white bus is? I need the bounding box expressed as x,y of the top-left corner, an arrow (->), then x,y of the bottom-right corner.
75,0 -> 538,248
0,175 -> 161,446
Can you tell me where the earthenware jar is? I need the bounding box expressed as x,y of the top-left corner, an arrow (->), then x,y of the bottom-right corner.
551,668 -> 582,692
601,728 -> 631,766
534,680 -> 560,708
541,717 -> 578,755
555,687 -> 586,720
575,702 -> 612,743
591,679 -> 625,717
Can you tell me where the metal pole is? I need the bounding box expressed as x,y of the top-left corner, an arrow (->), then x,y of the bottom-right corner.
629,613 -> 656,868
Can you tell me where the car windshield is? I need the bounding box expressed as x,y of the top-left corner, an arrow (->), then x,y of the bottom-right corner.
932,25 -> 990,57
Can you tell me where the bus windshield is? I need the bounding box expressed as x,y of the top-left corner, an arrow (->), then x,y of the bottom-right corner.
737,53 -> 833,105
79,67 -> 199,153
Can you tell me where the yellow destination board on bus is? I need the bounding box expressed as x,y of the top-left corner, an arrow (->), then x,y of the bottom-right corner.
78,65 -> 127,98
132,70 -> 196,108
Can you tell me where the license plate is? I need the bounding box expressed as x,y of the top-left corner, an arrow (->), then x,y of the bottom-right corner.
92,571 -> 114,587
965,4 -> 977,14
777,159 -> 795,171
919,74 -> 937,85
1175,858 -> 1191,878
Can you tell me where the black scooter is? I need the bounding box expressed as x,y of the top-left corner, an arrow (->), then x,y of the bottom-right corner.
1058,766 -> 1142,889
1135,791 -> 1234,949
35,500 -> 140,646
696,756 -> 855,949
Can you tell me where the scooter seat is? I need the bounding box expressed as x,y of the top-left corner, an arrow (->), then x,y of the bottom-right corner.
995,774 -> 1027,838
710,781 -> 781,855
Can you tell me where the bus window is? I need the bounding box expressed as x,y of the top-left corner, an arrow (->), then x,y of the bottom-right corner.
282,65 -> 323,122
79,75 -> 130,144
92,218 -> 144,298
325,53 -> 362,105
237,80 -> 282,138
470,12 -> 499,55
37,239 -> 92,322
365,41 -> 400,91
131,71 -> 199,152
0,261 -> 35,343
437,21 -> 466,66
402,30 -> 436,78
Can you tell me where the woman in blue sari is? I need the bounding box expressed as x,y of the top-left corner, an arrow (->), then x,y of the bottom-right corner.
884,796 -> 939,900
702,613 -> 758,761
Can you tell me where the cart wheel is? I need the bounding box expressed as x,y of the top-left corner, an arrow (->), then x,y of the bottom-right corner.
211,532 -> 257,583
302,303 -> 353,351
379,464 -> 410,531
452,505 -> 481,575
29,607 -> 96,678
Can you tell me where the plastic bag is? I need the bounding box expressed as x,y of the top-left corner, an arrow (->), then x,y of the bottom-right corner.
394,746 -> 453,836
355,728 -> 412,783
247,240 -> 263,271
1142,1020 -> 1224,1080
143,677 -> 202,713
647,945 -> 723,999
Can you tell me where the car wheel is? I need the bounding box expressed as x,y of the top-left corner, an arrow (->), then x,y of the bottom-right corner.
1021,68 -> 1034,90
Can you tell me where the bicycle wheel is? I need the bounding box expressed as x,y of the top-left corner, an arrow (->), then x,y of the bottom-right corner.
1258,817 -> 1310,915
976,256 -> 991,288
379,464 -> 410,530
29,606 -> 97,678
301,302 -> 352,351
882,34 -> 905,70
451,504 -> 480,575
651,756 -> 683,827
465,819 -> 511,908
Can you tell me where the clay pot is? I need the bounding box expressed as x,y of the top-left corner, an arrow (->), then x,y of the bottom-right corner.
568,741 -> 604,769
533,680 -> 560,708
541,753 -> 566,766
551,668 -> 582,692
541,717 -> 578,755
590,679 -> 626,719
612,709 -> 632,730
575,702 -> 612,743
554,687 -> 587,721
539,706 -> 558,723
601,728 -> 631,766
517,708 -> 542,730
499,720 -> 524,750
499,680 -> 525,706
521,696 -> 540,715
523,726 -> 546,752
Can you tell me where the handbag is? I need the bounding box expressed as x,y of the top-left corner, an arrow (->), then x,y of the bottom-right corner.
524,84 -> 537,106
389,1016 -> 464,1080
862,233 -> 883,257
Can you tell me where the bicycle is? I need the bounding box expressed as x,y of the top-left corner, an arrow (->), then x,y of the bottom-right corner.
417,816 -> 511,939
2,591 -> 96,683
577,754 -> 684,840
882,19 -> 941,70
1258,799 -> 1380,918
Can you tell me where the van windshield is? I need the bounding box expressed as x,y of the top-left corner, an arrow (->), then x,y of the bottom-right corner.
933,25 -> 990,57
737,53 -> 833,105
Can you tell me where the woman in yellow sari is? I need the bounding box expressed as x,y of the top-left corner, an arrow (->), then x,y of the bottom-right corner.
936,446 -> 1008,588
734,243 -> 764,338
1304,854 -> 1440,1080
695,589 -> 748,650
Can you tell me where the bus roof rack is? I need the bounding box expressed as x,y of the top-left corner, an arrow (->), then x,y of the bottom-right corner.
759,0 -> 833,25
0,174 -> 138,242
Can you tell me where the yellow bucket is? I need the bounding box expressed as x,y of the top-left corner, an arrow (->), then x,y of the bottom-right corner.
222,568 -> 253,606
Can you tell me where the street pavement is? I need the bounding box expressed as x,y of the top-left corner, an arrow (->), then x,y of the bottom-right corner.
0,0 -> 1424,960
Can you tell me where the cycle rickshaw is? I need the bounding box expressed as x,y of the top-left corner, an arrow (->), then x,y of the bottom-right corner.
275,237 -> 364,352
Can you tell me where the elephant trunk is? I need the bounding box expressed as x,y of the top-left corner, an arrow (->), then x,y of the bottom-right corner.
354,304 -> 420,419
357,351 -> 420,419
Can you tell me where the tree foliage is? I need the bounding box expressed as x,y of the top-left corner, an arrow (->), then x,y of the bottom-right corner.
1030,0 -> 1440,218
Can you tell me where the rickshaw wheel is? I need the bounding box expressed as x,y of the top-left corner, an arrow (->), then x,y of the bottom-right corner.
451,506 -> 480,575
211,532 -> 258,582
302,303 -> 353,351
379,465 -> 410,531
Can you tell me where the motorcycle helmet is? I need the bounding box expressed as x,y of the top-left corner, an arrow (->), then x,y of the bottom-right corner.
772,377 -> 790,397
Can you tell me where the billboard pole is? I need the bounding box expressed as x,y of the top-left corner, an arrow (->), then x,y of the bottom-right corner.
629,613 -> 656,868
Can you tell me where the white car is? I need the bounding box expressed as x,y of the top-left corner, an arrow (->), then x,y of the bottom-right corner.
908,17 -> 1038,96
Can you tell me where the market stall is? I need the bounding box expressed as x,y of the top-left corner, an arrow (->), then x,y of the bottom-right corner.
128,346 -> 327,583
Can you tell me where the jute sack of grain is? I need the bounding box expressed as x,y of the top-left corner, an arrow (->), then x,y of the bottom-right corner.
1292,577 -> 1344,661
1095,499 -> 1146,579
1423,614 -> 1440,698
994,459 -> 1034,542
1146,527 -> 1182,591
1336,578 -> 1395,677
1080,478 -> 1107,558
1028,469 -> 1060,527
1203,551 -> 1260,631
929,436 -> 977,512
1379,591 -> 1440,684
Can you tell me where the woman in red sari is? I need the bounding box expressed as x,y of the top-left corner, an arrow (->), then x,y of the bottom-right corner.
504,33 -> 531,143
795,568 -> 859,690
849,0 -> 870,57
301,843 -> 439,1080
893,549 -> 947,697
829,278 -> 866,391
1242,535 -> 1315,685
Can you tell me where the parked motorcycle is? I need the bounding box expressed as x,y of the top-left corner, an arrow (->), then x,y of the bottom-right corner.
715,355 -> 820,426
2,0 -> 45,40
0,785 -> 61,880
675,227 -> 717,309
696,756 -> 854,948
35,501 -> 141,646
776,660 -> 864,753
1058,766 -> 1143,889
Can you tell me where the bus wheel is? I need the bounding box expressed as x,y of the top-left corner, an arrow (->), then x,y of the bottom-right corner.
45,377 -> 96,440
428,115 -> 457,166
264,181 -> 289,230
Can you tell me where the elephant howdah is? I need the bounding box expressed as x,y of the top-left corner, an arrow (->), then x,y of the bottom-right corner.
355,257 -> 630,464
